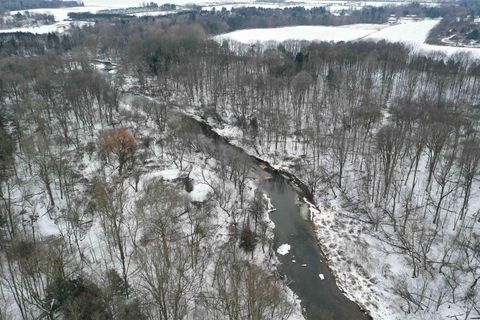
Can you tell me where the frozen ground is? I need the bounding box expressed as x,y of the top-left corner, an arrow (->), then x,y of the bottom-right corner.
217,24 -> 384,43
0,91 -> 305,319
217,18 -> 480,57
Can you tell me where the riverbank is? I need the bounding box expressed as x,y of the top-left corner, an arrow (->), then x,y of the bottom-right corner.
175,105 -> 395,319
172,102 -> 372,319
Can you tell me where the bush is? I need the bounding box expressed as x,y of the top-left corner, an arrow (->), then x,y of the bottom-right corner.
240,226 -> 256,252
45,277 -> 112,319
467,29 -> 480,40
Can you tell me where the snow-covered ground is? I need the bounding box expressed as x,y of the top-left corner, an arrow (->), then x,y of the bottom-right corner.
0,90 -> 305,319
131,10 -> 177,17
217,18 -> 480,57
176,66 -> 480,319
182,112 -> 480,320
217,24 -> 385,43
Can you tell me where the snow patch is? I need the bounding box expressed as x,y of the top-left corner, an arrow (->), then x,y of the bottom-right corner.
158,168 -> 180,180
277,243 -> 291,256
189,183 -> 213,202
264,194 -> 276,213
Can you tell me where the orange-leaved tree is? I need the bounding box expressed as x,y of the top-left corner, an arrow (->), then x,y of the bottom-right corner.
103,128 -> 136,175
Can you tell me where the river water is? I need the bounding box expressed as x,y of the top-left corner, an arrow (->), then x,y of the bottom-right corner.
264,173 -> 370,320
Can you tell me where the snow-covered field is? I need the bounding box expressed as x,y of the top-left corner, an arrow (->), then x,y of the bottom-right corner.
217,24 -> 385,43
217,18 -> 480,57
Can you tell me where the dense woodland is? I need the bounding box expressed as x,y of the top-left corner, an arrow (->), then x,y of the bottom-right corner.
0,0 -> 81,12
0,12 -> 54,30
1,6 -> 480,320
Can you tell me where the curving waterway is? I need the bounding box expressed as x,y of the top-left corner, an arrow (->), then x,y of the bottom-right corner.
127,93 -> 371,320
191,112 -> 371,320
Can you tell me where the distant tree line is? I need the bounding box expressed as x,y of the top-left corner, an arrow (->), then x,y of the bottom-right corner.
0,32 -> 73,56
0,0 -> 82,11
68,12 -> 133,20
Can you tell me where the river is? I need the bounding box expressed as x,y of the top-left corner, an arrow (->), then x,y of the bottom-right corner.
264,173 -> 370,320
126,93 -> 371,320
191,112 -> 371,320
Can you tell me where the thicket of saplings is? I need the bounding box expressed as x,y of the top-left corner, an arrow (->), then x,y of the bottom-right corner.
0,17 -> 480,318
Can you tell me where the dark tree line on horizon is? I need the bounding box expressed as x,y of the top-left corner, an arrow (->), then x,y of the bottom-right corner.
0,0 -> 81,13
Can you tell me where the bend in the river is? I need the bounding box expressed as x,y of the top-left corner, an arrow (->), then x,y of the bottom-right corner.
187,107 -> 371,320
127,93 -> 371,320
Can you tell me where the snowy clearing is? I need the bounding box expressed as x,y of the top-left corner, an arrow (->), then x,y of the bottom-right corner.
3,6 -> 104,34
0,20 -> 91,34
156,168 -> 181,180
217,18 -> 480,57
10,6 -> 107,22
216,24 -> 384,43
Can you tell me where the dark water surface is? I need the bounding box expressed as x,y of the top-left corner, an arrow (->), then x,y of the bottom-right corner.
263,174 -> 370,320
